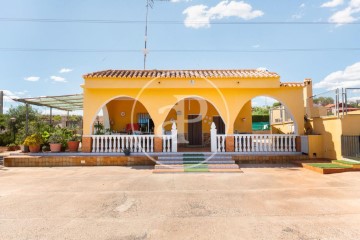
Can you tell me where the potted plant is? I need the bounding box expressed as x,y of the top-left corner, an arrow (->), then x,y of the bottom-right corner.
7,143 -> 17,151
23,134 -> 44,153
67,134 -> 81,152
123,148 -> 131,156
15,131 -> 29,153
48,132 -> 63,153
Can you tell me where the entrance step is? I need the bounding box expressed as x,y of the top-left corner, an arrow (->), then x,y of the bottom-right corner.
153,168 -> 243,174
155,164 -> 240,169
153,153 -> 241,174
157,160 -> 235,165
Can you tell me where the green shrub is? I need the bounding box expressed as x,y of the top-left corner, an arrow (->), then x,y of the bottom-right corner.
23,134 -> 44,146
0,132 -> 13,146
252,115 -> 269,122
48,133 -> 63,144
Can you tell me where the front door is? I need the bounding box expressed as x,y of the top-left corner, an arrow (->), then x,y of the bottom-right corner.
213,116 -> 225,134
188,115 -> 202,145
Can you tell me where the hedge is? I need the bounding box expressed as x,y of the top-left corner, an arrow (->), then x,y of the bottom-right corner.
252,115 -> 269,122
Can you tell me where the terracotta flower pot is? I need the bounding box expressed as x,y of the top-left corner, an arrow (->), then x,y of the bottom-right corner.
67,141 -> 80,152
50,143 -> 62,153
29,145 -> 41,153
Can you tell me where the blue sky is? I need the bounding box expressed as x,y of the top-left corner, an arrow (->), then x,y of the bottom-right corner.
1,0 -> 359,112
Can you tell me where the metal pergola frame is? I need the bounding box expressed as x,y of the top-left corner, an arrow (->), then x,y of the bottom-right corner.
14,94 -> 83,112
13,94 -> 83,135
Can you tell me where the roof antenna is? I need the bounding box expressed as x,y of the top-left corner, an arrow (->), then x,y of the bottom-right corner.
143,0 -> 154,70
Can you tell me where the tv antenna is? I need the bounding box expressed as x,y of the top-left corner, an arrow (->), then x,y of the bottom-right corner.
143,0 -> 169,70
143,0 -> 154,70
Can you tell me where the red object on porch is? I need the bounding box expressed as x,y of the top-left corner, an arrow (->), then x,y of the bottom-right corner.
126,123 -> 140,133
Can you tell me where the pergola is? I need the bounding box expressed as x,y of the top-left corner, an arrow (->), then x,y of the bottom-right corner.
13,94 -> 83,134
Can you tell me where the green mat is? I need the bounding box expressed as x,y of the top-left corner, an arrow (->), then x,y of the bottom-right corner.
183,154 -> 205,157
182,154 -> 209,172
184,164 -> 209,172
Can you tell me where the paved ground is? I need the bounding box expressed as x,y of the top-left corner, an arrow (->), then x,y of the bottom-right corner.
0,165 -> 360,240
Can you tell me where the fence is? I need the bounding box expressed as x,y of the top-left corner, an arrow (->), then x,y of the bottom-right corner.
307,88 -> 360,118
211,123 -> 298,153
341,135 -> 360,158
90,123 -> 178,153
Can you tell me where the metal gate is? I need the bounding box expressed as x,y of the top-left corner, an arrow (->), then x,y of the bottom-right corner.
341,135 -> 360,158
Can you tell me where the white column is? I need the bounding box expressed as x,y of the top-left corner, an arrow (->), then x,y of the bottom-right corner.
171,122 -> 178,152
210,122 -> 217,152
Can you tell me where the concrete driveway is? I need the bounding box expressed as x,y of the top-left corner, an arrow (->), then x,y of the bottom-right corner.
0,165 -> 360,240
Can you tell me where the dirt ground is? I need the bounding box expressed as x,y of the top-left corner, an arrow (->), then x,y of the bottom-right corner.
0,165 -> 360,240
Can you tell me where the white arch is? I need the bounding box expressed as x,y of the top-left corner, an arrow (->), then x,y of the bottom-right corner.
236,95 -> 299,135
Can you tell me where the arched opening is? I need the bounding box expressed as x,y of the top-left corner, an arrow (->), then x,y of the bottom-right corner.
91,97 -> 154,135
234,96 -> 298,135
163,97 -> 225,152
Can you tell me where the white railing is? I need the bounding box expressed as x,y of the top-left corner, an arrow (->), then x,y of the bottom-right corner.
234,134 -> 297,152
90,123 -> 178,153
91,135 -> 155,153
216,135 -> 226,152
301,136 -> 309,154
210,122 -> 298,153
162,122 -> 178,153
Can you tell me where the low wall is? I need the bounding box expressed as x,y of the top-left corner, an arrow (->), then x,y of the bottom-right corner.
233,154 -> 309,164
4,156 -> 156,167
5,153 -> 309,167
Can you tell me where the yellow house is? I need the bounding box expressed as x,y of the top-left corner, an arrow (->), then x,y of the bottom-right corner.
81,69 -> 306,153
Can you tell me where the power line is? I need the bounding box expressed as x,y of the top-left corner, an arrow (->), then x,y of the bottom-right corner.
0,47 -> 359,53
0,17 -> 359,25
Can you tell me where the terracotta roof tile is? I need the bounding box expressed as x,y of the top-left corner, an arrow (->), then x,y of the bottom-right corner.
280,82 -> 305,87
83,69 -> 280,79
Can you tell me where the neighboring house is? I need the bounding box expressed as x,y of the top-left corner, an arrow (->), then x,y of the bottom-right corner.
324,103 -> 360,115
271,80 -> 360,160
269,105 -> 294,134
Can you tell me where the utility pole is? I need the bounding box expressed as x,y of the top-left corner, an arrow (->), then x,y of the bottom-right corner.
143,0 -> 154,70
0,90 -> 3,115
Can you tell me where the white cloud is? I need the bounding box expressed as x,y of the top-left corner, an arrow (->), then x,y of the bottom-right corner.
2,90 -> 20,102
183,1 -> 264,29
59,68 -> 73,73
24,76 -> 40,82
321,0 -> 344,8
171,0 -> 192,2
257,67 -> 268,71
50,76 -> 67,82
327,0 -> 360,24
314,62 -> 360,90
300,3 -> 306,8
252,44 -> 260,48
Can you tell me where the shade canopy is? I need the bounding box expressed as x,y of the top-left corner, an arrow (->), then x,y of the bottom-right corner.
14,94 -> 83,111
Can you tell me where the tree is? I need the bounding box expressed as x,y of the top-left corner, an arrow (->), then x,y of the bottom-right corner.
313,97 -> 334,106
252,106 -> 270,115
272,102 -> 281,107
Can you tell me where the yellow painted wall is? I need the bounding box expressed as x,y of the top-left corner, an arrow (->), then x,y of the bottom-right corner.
233,101 -> 252,133
307,135 -> 324,159
106,99 -> 148,132
163,99 -> 221,134
271,122 -> 294,134
82,76 -> 305,135
310,114 -> 360,159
